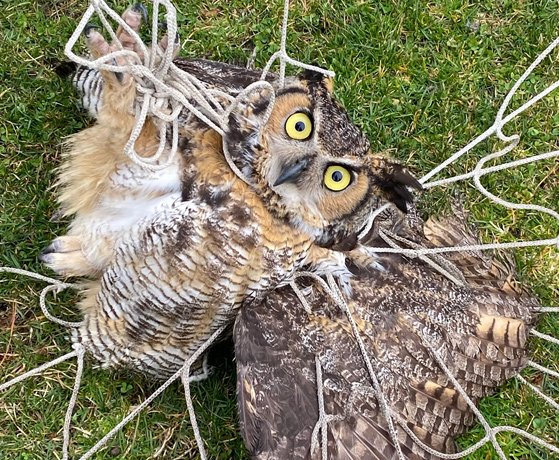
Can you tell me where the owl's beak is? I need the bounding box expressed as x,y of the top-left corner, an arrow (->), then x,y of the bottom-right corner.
273,157 -> 311,186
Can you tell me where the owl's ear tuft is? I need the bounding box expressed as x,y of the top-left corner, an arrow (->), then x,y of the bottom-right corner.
224,83 -> 275,177
371,159 -> 422,213
300,69 -> 334,94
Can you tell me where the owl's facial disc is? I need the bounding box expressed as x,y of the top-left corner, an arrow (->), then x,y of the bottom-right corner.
228,75 -> 420,249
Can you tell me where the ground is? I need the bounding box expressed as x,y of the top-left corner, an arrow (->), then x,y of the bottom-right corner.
0,0 -> 558,459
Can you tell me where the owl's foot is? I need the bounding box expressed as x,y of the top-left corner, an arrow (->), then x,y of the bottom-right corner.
40,236 -> 97,278
85,3 -> 179,86
84,4 -> 145,86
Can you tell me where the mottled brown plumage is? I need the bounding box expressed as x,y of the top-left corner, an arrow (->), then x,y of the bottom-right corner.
234,207 -> 538,459
43,6 -> 419,379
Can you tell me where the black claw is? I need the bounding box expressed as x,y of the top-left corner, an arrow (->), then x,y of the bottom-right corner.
53,61 -> 77,79
158,22 -> 180,46
40,244 -> 55,257
84,22 -> 100,38
132,3 -> 148,22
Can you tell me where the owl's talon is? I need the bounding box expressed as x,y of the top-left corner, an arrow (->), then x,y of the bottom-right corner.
40,244 -> 56,257
157,22 -> 180,55
132,3 -> 148,23
39,236 -> 96,277
83,23 -> 100,38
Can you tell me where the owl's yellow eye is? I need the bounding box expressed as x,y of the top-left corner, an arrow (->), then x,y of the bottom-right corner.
323,165 -> 352,191
285,112 -> 313,140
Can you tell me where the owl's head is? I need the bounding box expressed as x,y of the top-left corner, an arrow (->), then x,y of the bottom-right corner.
224,71 -> 421,251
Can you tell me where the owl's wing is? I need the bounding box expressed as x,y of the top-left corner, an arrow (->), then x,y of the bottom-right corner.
64,57 -> 274,121
235,280 -> 448,460
234,209 -> 539,460
235,285 -> 427,460
235,298 -> 319,459
174,58 -> 276,93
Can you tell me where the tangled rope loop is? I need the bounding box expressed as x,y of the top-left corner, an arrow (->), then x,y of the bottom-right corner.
1,0 -> 559,458
64,0 -> 334,182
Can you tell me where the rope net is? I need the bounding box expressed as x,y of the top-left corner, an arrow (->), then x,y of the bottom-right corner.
1,0 -> 558,458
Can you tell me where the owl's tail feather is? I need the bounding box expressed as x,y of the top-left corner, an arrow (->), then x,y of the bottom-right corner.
328,413 -> 442,460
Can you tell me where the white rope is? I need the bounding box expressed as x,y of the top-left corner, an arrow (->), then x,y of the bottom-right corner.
536,307 -> 559,313
289,280 -> 314,315
63,344 -> 86,460
380,318 -> 559,459
0,266 -> 82,328
65,0 -> 558,254
65,0 -> 227,172
220,79 -> 277,186
424,149 -> 559,189
180,325 -> 227,460
419,31 -> 559,185
395,413 -> 559,459
530,328 -> 559,346
0,266 -> 75,287
2,1 -> 559,459
77,367 -> 183,460
260,0 -> 335,85
64,0 -> 333,182
289,271 -> 559,459
353,237 -> 559,257
419,331 -> 508,459
378,229 -> 467,287
413,32 -> 559,257
79,325 -> 225,460
357,203 -> 390,241
291,272 -> 406,460
0,349 -> 79,392
39,283 -> 84,328
0,1 -> 334,458
0,343 -> 85,460
528,361 -> 559,379
309,355 -> 329,460
289,280 -> 351,459
516,375 -> 559,411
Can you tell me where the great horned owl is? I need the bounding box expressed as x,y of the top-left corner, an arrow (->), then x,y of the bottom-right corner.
234,206 -> 538,459
42,5 -> 419,279
43,6 -> 421,378
37,6 -> 543,459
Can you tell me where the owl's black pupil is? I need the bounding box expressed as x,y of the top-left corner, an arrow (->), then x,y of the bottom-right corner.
294,121 -> 306,132
332,170 -> 344,182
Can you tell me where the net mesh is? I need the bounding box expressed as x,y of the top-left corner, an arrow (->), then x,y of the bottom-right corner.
1,0 -> 558,458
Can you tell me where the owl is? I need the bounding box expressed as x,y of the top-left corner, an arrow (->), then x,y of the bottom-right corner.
42,5 -> 418,280
42,6 -> 421,379
37,6 -> 543,459
234,205 -> 538,459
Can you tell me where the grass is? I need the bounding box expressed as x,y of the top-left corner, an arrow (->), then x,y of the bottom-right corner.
0,0 -> 558,458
